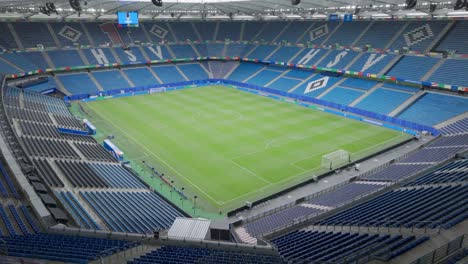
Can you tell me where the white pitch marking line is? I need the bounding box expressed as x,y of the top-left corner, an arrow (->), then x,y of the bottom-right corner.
229,160 -> 271,185
86,103 -> 222,206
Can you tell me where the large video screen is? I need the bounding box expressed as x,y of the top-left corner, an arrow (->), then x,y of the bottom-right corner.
117,11 -> 139,27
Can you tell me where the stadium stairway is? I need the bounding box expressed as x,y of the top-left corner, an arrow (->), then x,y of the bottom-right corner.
7,23 -> 23,50
388,90 -> 427,117
87,72 -> 105,91
383,22 -> 410,51
434,112 -> 468,130
348,82 -> 384,107
425,20 -> 456,53
421,57 -> 447,81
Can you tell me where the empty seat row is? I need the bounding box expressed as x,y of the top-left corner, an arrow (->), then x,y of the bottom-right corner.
56,191 -> 101,230
74,142 -> 116,162
19,120 -> 94,143
31,159 -> 64,187
271,230 -> 428,263
20,136 -> 80,159
55,160 -> 110,188
129,245 -> 286,264
5,106 -> 54,125
80,191 -> 184,234
316,184 -> 467,229
0,233 -> 138,263
404,159 -> 468,186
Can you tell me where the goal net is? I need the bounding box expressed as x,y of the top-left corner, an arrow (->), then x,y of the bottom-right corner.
321,149 -> 350,170
149,87 -> 166,94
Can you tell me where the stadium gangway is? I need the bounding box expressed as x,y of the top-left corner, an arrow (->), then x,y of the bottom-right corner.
307,220 -> 444,235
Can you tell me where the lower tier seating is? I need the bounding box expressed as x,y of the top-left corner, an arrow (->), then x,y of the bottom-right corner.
80,191 -> 184,233
397,93 -> 468,126
129,245 -> 286,264
1,233 -> 138,263
404,159 -> 468,186
272,230 -> 429,263
316,184 -> 467,229
355,88 -> 412,115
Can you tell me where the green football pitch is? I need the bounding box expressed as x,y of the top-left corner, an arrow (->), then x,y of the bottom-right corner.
74,85 -> 410,217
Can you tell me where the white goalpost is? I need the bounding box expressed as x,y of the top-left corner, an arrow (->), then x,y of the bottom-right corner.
321,149 -> 351,170
149,87 -> 166,94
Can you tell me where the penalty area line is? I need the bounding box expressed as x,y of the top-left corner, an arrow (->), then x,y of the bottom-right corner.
85,103 -> 223,207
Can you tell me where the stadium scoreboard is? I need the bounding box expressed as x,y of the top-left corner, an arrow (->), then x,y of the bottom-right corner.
117,11 -> 139,27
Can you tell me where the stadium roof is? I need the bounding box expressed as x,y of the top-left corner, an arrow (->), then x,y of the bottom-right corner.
0,0 -> 459,17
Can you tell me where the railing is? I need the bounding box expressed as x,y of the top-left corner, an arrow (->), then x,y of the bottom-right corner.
410,235 -> 466,264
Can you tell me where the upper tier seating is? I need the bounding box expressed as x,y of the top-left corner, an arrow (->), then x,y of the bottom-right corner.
272,230 -> 428,262
386,56 -> 439,81
324,21 -> 371,47
0,23 -> 18,51
48,50 -> 84,68
289,48 -> 327,65
253,22 -> 288,42
129,245 -> 286,264
20,52 -> 51,70
82,48 -> 118,64
277,21 -> 312,43
300,22 -> 341,45
354,21 -> 407,49
216,22 -> 242,41
428,59 -> 468,87
114,47 -> 146,64
116,24 -> 149,44
32,159 -> 64,188
347,53 -> 396,74
170,22 -> 199,41
80,191 -> 184,233
435,20 -> 468,54
12,22 -> 56,48
242,22 -> 265,41
316,50 -> 359,69
92,70 -> 131,90
397,92 -> 468,126
169,44 -> 197,58
194,22 -> 217,41
58,73 -> 100,95
267,46 -> 302,63
0,61 -> 20,74
317,184 -> 467,229
388,21 -> 448,52
205,43 -> 225,57
248,45 -> 277,60
142,22 -> 174,43
1,53 -> 39,72
355,88 -> 413,115
142,45 -> 173,60
83,23 -> 117,46
49,22 -> 90,46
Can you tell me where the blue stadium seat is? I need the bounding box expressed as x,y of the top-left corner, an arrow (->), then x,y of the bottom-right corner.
49,22 -> 90,46
92,70 -> 130,90
245,69 -> 283,87
436,20 -> 468,54
389,21 -> 448,51
320,87 -> 364,105
428,59 -> 468,87
123,67 -> 159,87
169,44 -> 198,58
355,88 -> 412,114
355,21 -> 407,49
386,56 -> 439,81
48,50 -> 84,68
13,22 -> 56,48
177,63 -> 209,80
58,73 -> 100,95
114,47 -> 146,64
324,21 -> 371,47
216,22 -> 242,41
397,92 -> 468,125
151,65 -> 187,83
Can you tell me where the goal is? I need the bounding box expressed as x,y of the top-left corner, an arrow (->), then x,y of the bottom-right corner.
321,149 -> 350,170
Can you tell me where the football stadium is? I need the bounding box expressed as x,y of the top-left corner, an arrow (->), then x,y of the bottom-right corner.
0,0 -> 466,263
